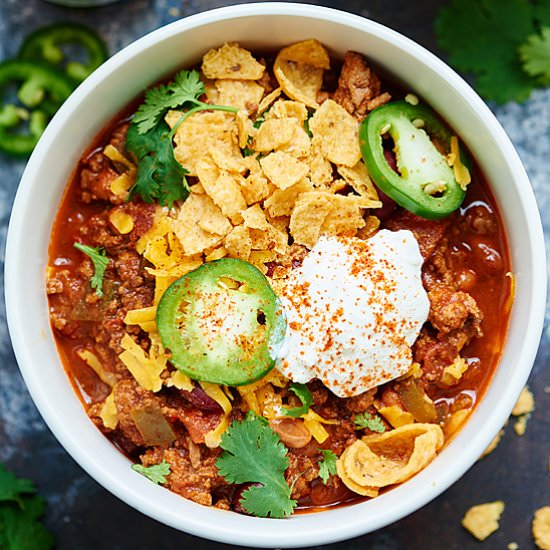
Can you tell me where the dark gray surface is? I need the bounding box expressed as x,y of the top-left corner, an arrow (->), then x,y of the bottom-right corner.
0,1 -> 548,548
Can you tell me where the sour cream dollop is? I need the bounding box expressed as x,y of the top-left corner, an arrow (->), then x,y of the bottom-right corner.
276,230 -> 429,397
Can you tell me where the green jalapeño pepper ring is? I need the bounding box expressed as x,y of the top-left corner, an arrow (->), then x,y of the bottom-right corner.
157,258 -> 287,386
0,60 -> 74,156
359,100 -> 470,220
18,23 -> 108,83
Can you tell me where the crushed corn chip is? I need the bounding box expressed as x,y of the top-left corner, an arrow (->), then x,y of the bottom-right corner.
224,225 -> 252,260
289,191 -> 334,248
377,405 -> 415,428
309,99 -> 361,167
462,501 -> 505,541
202,43 -> 265,80
264,179 -> 314,217
167,110 -> 238,176
214,79 -> 265,112
512,386 -> 535,416
254,118 -> 295,152
533,506 -> 550,550
260,151 -> 309,190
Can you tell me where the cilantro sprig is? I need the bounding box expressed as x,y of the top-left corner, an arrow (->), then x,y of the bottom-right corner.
318,449 -> 338,485
216,412 -> 297,518
282,383 -> 313,418
131,459 -> 171,484
0,464 -> 54,550
436,0 -> 550,103
126,69 -> 238,207
73,242 -> 109,297
354,412 -> 386,433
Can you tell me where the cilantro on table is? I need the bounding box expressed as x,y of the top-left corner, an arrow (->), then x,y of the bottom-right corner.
216,412 -> 297,518
282,383 -> 313,418
126,69 -> 238,207
317,449 -> 338,485
131,459 -> 171,484
435,0 -> 550,103
73,242 -> 109,297
354,412 -> 386,433
0,464 -> 54,550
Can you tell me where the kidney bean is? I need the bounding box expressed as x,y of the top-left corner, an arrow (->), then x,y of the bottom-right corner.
181,387 -> 223,413
456,268 -> 477,291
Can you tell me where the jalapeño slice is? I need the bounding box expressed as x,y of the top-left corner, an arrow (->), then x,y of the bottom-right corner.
359,100 -> 470,220
157,258 -> 286,386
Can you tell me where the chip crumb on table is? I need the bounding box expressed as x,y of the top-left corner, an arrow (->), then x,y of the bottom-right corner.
533,506 -> 550,550
507,542 -> 519,550
462,501 -> 505,541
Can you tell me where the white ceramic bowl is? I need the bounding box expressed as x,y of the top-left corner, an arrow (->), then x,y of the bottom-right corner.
5,3 -> 546,547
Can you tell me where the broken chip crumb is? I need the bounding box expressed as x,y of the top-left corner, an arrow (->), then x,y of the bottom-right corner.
533,506 -> 550,549
512,386 -> 535,416
507,543 -> 519,550
480,428 -> 505,458
514,413 -> 531,436
462,501 -> 505,541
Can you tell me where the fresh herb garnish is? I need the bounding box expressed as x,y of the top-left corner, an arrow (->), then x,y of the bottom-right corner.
282,383 -> 313,418
435,0 -> 550,103
354,412 -> 386,433
126,69 -> 238,207
131,459 -> 171,484
317,449 -> 338,484
252,114 -> 266,129
0,464 -> 54,550
519,25 -> 550,84
126,121 -> 189,208
73,242 -> 109,297
216,412 -> 297,518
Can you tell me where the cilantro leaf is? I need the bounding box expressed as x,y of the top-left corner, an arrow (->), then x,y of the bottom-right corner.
354,412 -> 386,433
73,243 -> 110,297
435,0 -> 539,103
519,26 -> 550,84
318,450 -> 338,484
133,70 -> 206,135
0,465 -> 35,506
0,495 -> 54,550
282,383 -> 313,418
0,465 -> 53,550
131,459 -> 171,484
126,121 -> 189,208
126,69 -> 238,206
216,412 -> 296,518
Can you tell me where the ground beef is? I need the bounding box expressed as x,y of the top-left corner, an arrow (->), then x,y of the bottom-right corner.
141,446 -> 226,507
333,51 -> 391,120
78,123 -> 130,205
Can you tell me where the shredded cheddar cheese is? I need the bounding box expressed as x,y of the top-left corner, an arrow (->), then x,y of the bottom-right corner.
200,381 -> 233,448
119,333 -> 167,392
99,391 -> 119,429
77,349 -> 117,386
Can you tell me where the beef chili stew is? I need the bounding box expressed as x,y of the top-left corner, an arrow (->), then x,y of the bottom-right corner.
46,40 -> 512,518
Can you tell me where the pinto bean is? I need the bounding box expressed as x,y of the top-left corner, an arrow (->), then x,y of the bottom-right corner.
270,418 -> 312,448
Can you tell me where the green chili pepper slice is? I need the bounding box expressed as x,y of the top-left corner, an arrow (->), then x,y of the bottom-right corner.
18,23 -> 108,83
157,258 -> 287,386
359,100 -> 470,220
0,60 -> 74,156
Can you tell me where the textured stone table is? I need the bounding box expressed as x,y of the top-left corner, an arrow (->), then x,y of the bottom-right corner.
0,1 -> 548,548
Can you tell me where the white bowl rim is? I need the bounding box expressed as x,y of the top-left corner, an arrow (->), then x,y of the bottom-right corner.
5,2 -> 547,548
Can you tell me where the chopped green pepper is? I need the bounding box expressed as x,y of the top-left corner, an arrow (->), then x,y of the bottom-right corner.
157,258 -> 287,386
0,60 -> 73,156
18,23 -> 108,83
359,100 -> 470,220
